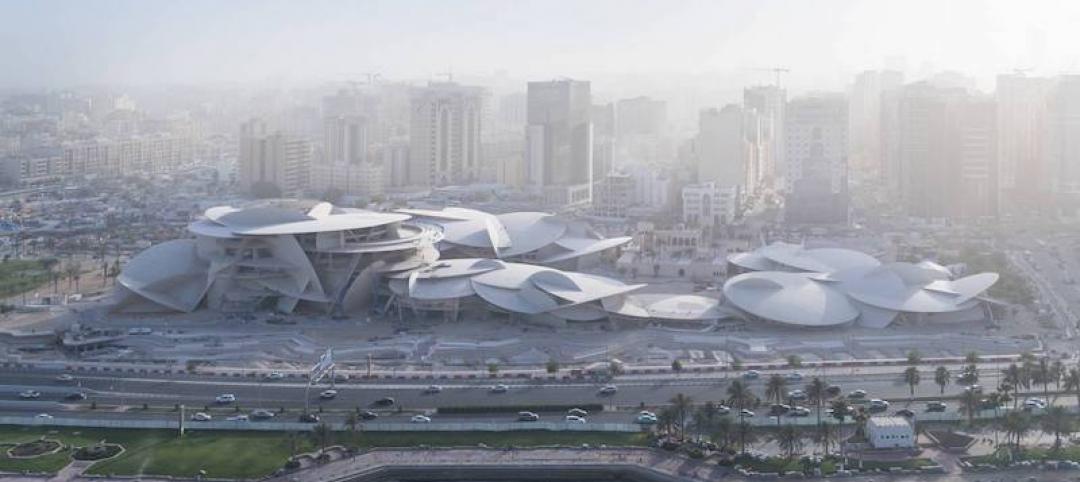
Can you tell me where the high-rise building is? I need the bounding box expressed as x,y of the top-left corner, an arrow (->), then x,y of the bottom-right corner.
407,82 -> 485,187
525,79 -> 594,207
848,70 -> 904,178
743,85 -> 786,189
784,94 -> 850,224
1045,76 -> 1080,204
996,73 -> 1052,210
323,115 -> 368,164
894,84 -> 998,219
237,119 -> 312,197
591,102 -> 616,181
696,105 -> 747,189
615,96 -> 666,138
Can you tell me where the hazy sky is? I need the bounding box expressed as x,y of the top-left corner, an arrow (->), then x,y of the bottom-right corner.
3,0 -> 1079,91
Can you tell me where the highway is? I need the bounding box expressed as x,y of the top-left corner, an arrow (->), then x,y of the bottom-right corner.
0,365 -> 1037,426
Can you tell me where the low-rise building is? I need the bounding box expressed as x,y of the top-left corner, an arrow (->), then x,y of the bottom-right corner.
682,182 -> 738,227
867,417 -> 915,449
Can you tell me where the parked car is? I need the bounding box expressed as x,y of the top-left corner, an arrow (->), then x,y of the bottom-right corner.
299,413 -> 320,423
788,407 -> 811,417
826,385 -> 842,397
599,385 -> 618,395
359,410 -> 379,420
787,389 -> 807,401
215,393 -> 237,404
410,415 -> 432,423
769,404 -> 791,416
635,413 -> 658,425
785,372 -> 803,382
191,412 -> 212,422
868,399 -> 890,412
925,401 -> 947,412
568,408 -> 588,417
895,408 -> 916,418
847,389 -> 867,399
518,411 -> 540,422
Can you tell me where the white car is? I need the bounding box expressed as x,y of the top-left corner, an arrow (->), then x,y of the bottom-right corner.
191,412 -> 212,422
740,409 -> 755,418
250,409 -> 275,420
787,389 -> 807,400
319,389 -> 338,400
742,370 -> 761,380
716,404 -> 732,415
785,372 -> 803,382
265,372 -> 285,380
215,394 -> 237,404
18,390 -> 40,399
55,374 -> 75,382
568,408 -> 589,417
565,415 -> 587,424
635,413 -> 658,424
599,385 -> 618,395
35,413 -> 53,419
490,384 -> 509,393
226,414 -> 249,422
425,385 -> 443,394
410,414 -> 432,423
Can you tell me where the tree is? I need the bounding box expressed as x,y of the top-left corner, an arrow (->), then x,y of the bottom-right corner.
965,351 -> 980,365
934,366 -> 951,395
344,412 -> 359,448
669,393 -> 694,439
805,377 -> 828,428
959,388 -> 980,426
815,421 -> 835,457
657,406 -> 678,436
786,355 -> 802,368
765,374 -> 788,405
906,350 -> 921,366
1041,405 -> 1073,452
1001,411 -> 1033,454
829,399 -> 850,425
903,366 -> 921,400
736,420 -> 755,454
777,424 -> 803,459
727,380 -> 755,414
545,360 -> 560,374
1034,358 -> 1052,397
1003,364 -> 1023,408
608,360 -> 624,376
1064,367 -> 1080,412
671,359 -> 683,373
487,363 -> 499,376
63,260 -> 82,292
1051,359 -> 1065,393
693,401 -> 723,438
311,422 -> 333,455
712,417 -> 734,451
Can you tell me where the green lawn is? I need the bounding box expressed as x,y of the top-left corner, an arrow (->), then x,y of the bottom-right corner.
0,259 -> 54,299
966,445 -> 1080,466
0,425 -> 647,478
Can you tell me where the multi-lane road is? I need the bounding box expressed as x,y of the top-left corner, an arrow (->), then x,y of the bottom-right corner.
0,365 -> 1039,426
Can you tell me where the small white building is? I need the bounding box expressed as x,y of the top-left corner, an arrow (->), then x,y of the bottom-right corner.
681,182 -> 738,227
867,417 -> 915,449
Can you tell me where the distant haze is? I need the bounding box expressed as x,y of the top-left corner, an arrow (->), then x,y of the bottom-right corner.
2,0 -> 1079,92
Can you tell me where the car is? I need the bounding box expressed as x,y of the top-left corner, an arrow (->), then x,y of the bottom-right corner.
965,384 -> 983,393
424,385 -> 443,394
55,374 -> 75,382
639,410 -> 657,417
742,370 -> 761,380
925,401 -> 947,412
895,408 -> 916,418
826,385 -> 842,396
978,398 -> 1000,410
715,404 -> 731,415
868,399 -> 890,412
374,397 -> 396,406
215,393 -> 237,404
319,389 -> 338,400
299,413 -> 320,423
1023,398 -> 1048,412
788,407 -> 811,417
191,412 -> 212,421
768,404 -> 791,416
847,389 -> 867,399
226,414 -> 249,422
35,413 -> 53,419
265,372 -> 285,380
599,385 -> 618,395
565,415 -> 586,424
518,411 -> 540,422
64,392 -> 87,401
250,409 -> 276,420
787,389 -> 807,401
490,384 -> 509,393
410,414 -> 432,423
785,372 -> 803,382
956,372 -> 978,384
18,390 -> 40,399
739,409 -> 755,418
359,410 -> 379,420
568,408 -> 589,417
635,413 -> 658,425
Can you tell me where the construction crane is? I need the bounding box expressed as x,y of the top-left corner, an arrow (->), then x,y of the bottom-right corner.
754,67 -> 791,88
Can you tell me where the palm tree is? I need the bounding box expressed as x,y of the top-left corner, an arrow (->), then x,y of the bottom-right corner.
727,380 -> 755,414
830,399 -> 850,424
657,406 -> 678,436
63,260 -> 82,292
1003,364 -> 1023,408
786,354 -> 802,368
311,422 -> 333,455
960,388 -> 980,426
736,420 -> 755,454
1041,405 -> 1073,452
765,374 -> 787,405
1064,367 -> 1080,411
712,417 -> 734,452
777,424 -> 803,459
815,421 -> 835,457
670,393 -> 694,439
965,351 -> 980,365
546,360 -> 559,374
1051,359 -> 1065,393
903,366 -> 920,400
693,401 -> 722,438
934,366 -> 950,395
1001,411 -> 1033,455
906,350 -> 921,366
806,377 -> 827,428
